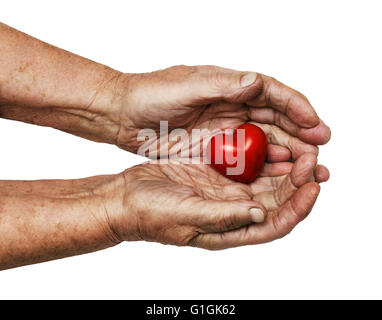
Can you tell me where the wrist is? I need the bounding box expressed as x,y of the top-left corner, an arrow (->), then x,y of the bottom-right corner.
91,170 -> 141,243
0,67 -> 135,148
88,70 -> 139,150
73,68 -> 131,145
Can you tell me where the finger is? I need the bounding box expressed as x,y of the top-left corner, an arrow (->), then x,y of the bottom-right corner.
252,153 -> 317,210
136,65 -> 264,110
250,122 -> 318,160
191,183 -> 320,250
256,161 -> 325,194
314,164 -> 330,183
249,107 -> 331,145
255,161 -> 326,192
179,65 -> 264,104
299,121 -> 331,145
260,163 -> 329,185
267,144 -> 291,162
191,199 -> 267,233
250,182 -> 320,244
246,74 -> 320,128
259,162 -> 293,177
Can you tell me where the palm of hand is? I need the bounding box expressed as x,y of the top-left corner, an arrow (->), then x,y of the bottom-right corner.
119,155 -> 322,250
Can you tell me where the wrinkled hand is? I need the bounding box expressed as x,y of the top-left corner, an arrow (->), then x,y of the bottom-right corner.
108,152 -> 328,250
97,65 -> 331,249
110,65 -> 331,157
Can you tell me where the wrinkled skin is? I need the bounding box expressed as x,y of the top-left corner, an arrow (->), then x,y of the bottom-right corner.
112,65 -> 331,160
110,152 -> 328,250
101,65 -> 331,249
0,23 -> 332,269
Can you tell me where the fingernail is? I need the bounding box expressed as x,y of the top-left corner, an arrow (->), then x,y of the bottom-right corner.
249,208 -> 265,223
240,72 -> 258,87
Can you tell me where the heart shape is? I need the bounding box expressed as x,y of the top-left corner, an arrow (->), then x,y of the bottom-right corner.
207,123 -> 267,183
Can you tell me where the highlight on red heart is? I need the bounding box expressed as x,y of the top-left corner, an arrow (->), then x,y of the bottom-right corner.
206,123 -> 268,183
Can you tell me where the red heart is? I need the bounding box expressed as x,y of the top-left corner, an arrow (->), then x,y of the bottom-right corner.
207,123 -> 267,183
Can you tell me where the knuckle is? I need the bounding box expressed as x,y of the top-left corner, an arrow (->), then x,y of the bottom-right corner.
187,232 -> 202,248
176,227 -> 200,247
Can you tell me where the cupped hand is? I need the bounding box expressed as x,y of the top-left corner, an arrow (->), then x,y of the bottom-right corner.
96,65 -> 331,249
111,65 -> 331,157
108,152 -> 329,250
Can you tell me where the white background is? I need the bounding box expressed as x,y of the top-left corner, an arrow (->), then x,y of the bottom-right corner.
0,0 -> 381,299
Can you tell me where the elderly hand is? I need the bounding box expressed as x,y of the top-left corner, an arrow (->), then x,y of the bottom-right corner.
108,151 -> 328,250
0,24 -> 331,269
106,65 -> 330,158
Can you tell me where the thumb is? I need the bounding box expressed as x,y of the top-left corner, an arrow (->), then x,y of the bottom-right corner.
195,65 -> 263,103
190,198 -> 267,233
